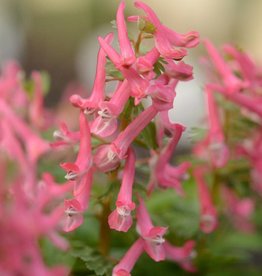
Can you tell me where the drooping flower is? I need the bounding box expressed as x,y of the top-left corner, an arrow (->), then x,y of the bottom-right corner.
136,196 -> 167,261
94,104 -> 159,172
194,86 -> 229,168
193,167 -> 218,234
108,148 -> 136,232
113,238 -> 144,276
164,240 -> 197,272
134,1 -> 199,59
148,123 -> 189,195
69,33 -> 113,115
222,186 -> 254,233
91,80 -> 130,137
204,39 -> 247,93
0,98 -> 50,164
60,111 -> 93,231
136,47 -> 160,75
116,1 -> 136,67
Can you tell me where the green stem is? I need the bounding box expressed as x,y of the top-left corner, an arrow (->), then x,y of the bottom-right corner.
134,31 -> 143,55
99,198 -> 111,256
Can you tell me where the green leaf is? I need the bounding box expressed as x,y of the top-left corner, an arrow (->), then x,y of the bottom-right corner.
71,246 -> 113,276
138,121 -> 158,150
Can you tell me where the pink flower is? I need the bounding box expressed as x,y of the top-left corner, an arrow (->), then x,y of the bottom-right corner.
136,197 -> 167,261
164,240 -> 197,272
70,33 -> 113,115
222,186 -> 254,233
165,60 -> 193,81
193,167 -> 218,234
204,39 -> 247,93
199,87 -> 229,168
108,148 -> 136,232
148,124 -> 189,195
223,44 -> 262,91
94,104 -> 158,172
136,47 -> 160,74
51,122 -> 80,148
134,1 -> 199,59
61,111 -> 93,230
91,80 -> 130,137
29,71 -> 48,129
147,81 -> 176,111
0,98 -> 50,164
113,238 -> 144,276
63,198 -> 84,232
207,83 -> 262,119
98,35 -> 150,105
116,1 -> 136,67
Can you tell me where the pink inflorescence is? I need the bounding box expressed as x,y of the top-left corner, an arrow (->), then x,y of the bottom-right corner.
0,62 -> 69,275
54,1 -> 199,274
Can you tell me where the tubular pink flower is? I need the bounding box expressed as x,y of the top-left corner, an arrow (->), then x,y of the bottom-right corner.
152,124 -> 188,195
222,186 -> 254,233
0,98 -> 49,164
193,167 -> 218,234
113,238 -> 144,276
98,36 -> 150,105
164,240 -> 197,272
108,148 -> 136,232
155,110 -> 179,147
61,111 -> 93,211
94,104 -> 158,172
99,80 -> 130,116
136,47 -> 160,74
63,199 -> 84,232
223,44 -> 262,92
165,60 -> 193,81
51,122 -> 80,148
117,1 -> 136,66
61,111 -> 92,182
29,71 -> 46,129
148,82 -> 176,111
70,33 -> 113,113
134,1 -> 199,59
98,35 -> 122,69
91,80 -> 130,138
208,83 -> 262,118
113,105 -> 158,158
205,87 -> 229,168
204,39 -> 246,93
121,67 -> 150,105
136,197 -> 167,261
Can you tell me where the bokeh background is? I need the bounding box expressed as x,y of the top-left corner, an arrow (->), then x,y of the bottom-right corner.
0,0 -> 261,133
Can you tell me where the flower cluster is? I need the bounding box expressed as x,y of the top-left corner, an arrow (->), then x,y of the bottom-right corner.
54,1 -> 199,274
2,1 -> 262,275
193,40 -> 262,235
0,62 -> 69,275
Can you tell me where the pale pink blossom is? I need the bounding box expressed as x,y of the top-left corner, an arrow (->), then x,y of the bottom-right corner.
70,33 -> 113,115
113,238 -> 144,276
136,197 -> 167,261
204,39 -> 247,93
116,1 -> 136,67
164,240 -> 197,272
108,148 -> 136,232
94,104 -> 159,172
222,186 -> 254,233
134,1 -> 199,59
194,167 -> 218,234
